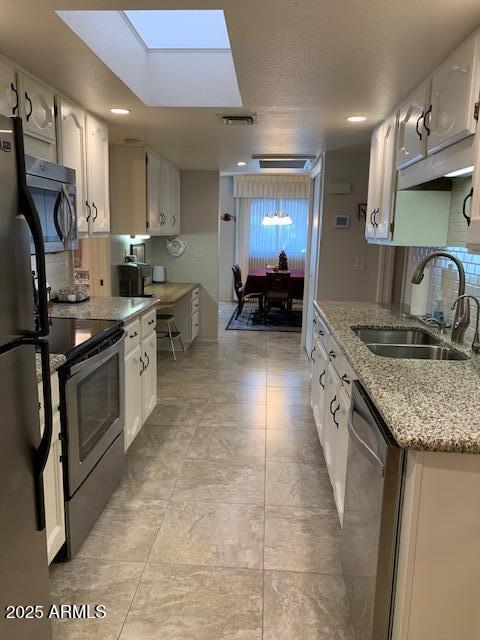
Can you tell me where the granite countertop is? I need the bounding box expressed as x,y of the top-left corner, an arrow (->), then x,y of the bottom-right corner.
49,296 -> 158,322
315,300 -> 480,453
35,353 -> 67,382
144,282 -> 198,306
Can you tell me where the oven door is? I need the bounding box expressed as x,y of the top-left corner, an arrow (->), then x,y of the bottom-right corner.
27,174 -> 77,254
64,333 -> 125,496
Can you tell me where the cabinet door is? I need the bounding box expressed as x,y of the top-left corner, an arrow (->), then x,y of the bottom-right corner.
170,165 -> 181,234
124,344 -> 143,451
159,161 -> 172,235
19,74 -> 56,142
396,80 -> 430,169
366,125 -> 383,239
333,389 -> 350,526
57,99 -> 89,233
141,331 -> 157,422
146,151 -> 163,234
323,364 -> 340,484
312,338 -> 328,446
427,35 -> 480,156
376,114 -> 398,240
0,59 -> 18,117
86,114 -> 110,234
43,414 -> 65,564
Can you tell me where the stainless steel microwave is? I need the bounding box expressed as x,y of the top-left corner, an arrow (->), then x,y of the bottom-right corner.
26,155 -> 78,254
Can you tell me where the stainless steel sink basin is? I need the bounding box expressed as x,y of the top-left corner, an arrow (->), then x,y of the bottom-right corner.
353,327 -> 442,346
366,343 -> 468,361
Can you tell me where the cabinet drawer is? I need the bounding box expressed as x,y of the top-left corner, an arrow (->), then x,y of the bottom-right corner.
125,319 -> 141,353
141,308 -> 157,337
191,310 -> 200,340
336,356 -> 357,394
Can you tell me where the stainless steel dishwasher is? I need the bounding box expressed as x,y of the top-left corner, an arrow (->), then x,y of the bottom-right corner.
341,381 -> 405,640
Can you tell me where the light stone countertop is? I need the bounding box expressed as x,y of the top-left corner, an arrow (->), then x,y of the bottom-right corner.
35,353 -> 67,382
144,282 -> 198,306
49,296 -> 159,322
315,300 -> 480,453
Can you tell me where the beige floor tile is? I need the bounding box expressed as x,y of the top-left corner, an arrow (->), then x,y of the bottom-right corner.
266,404 -> 317,432
77,497 -> 168,563
146,399 -> 204,427
267,371 -> 310,388
208,383 -> 267,405
150,500 -> 264,569
263,570 -> 353,640
264,506 -> 342,573
172,460 -> 265,505
266,461 -> 335,508
115,454 -> 181,501
266,429 -> 323,465
199,402 -> 266,429
128,424 -> 195,461
267,386 -> 311,407
187,427 -> 266,467
50,558 -> 144,640
119,564 -> 263,640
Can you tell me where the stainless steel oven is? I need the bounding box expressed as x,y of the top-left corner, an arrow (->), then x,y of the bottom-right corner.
25,155 -> 77,253
60,328 -> 125,558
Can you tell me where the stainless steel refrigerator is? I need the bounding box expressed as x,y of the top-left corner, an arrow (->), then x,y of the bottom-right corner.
0,115 -> 53,639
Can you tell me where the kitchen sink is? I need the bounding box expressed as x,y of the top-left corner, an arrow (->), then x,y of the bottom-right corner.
365,343 -> 468,361
353,327 -> 442,346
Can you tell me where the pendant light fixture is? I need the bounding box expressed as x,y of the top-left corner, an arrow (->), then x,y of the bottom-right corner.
261,179 -> 293,226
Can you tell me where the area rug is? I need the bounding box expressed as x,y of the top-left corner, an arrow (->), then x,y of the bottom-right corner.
226,305 -> 302,332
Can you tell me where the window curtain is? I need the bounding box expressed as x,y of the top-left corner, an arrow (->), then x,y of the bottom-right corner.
248,198 -> 309,270
234,174 -> 310,199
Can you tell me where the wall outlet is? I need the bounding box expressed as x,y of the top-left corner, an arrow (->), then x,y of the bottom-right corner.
354,256 -> 365,271
195,248 -> 204,258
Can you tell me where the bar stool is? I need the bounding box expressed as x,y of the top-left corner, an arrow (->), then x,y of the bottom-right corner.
156,313 -> 184,360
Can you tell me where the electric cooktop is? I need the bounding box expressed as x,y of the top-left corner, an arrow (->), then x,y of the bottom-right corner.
43,317 -> 123,361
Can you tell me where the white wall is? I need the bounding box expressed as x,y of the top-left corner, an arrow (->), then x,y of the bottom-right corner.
219,176 -> 235,301
317,148 -> 381,301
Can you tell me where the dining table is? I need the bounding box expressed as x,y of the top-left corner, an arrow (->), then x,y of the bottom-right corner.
244,268 -> 305,300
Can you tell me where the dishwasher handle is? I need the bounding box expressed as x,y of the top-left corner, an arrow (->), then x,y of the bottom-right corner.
348,404 -> 385,474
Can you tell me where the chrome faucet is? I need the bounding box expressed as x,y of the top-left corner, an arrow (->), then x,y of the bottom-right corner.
411,251 -> 470,343
452,294 -> 480,353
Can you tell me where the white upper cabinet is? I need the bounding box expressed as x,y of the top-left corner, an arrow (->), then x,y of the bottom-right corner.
170,164 -> 181,235
366,114 -> 398,240
146,151 -> 162,234
57,98 -> 88,233
18,73 -> 56,142
396,80 -> 431,169
86,114 -> 110,234
426,35 -> 480,156
0,59 -> 18,117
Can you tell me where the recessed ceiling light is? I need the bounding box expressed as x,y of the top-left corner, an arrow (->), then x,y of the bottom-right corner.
346,115 -> 366,123
237,161 -> 247,166
110,108 -> 131,115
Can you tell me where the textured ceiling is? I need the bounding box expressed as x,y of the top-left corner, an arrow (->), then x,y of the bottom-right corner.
1,0 -> 480,170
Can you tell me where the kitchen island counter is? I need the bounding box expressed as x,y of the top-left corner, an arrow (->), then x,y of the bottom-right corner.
49,296 -> 158,323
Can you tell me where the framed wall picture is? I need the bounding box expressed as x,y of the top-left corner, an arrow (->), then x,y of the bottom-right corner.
130,242 -> 146,263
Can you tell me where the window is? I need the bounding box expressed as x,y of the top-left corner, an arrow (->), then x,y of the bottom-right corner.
248,198 -> 309,270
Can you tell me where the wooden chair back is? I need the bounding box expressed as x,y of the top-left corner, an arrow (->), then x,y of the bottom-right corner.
265,271 -> 291,302
232,265 -> 243,301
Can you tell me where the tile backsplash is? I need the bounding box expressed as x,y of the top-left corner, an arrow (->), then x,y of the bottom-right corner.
31,251 -> 73,296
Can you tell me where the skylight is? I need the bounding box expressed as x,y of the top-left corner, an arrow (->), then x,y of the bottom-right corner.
123,10 -> 230,50
55,10 -> 242,108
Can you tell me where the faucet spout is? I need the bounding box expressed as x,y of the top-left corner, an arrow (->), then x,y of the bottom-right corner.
410,251 -> 470,343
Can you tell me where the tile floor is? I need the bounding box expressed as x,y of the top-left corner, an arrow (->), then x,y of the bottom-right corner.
49,303 -> 353,640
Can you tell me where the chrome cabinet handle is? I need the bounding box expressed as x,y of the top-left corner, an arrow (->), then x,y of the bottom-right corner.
463,187 -> 473,227
148,319 -> 155,326
25,91 -> 33,121
328,350 -> 336,359
319,370 -> 326,389
341,373 -> 350,385
310,346 -> 316,361
144,352 -> 150,369
329,395 -> 337,414
372,208 -> 379,228
86,201 -> 92,222
129,331 -> 138,339
139,356 -> 145,375
172,215 -> 176,226
415,111 -> 425,140
332,405 -> 340,428
92,202 -> 98,222
11,83 -> 18,115
318,329 -> 324,336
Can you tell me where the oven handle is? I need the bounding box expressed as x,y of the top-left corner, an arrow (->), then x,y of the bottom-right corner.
348,403 -> 384,474
68,332 -> 125,377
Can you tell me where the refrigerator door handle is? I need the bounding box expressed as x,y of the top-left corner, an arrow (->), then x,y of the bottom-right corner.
12,117 -> 49,337
33,339 -> 53,532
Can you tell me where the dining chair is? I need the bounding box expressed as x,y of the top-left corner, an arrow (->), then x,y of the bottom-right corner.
265,271 -> 291,314
232,265 -> 264,318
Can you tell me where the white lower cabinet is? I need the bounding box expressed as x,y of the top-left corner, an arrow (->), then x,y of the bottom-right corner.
124,310 -> 158,451
323,363 -> 342,485
311,336 -> 328,446
141,330 -> 157,422
39,373 -> 65,564
124,344 -> 143,451
332,387 -> 349,526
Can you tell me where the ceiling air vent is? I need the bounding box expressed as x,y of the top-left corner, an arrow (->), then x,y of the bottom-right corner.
218,114 -> 257,126
252,155 -> 316,170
